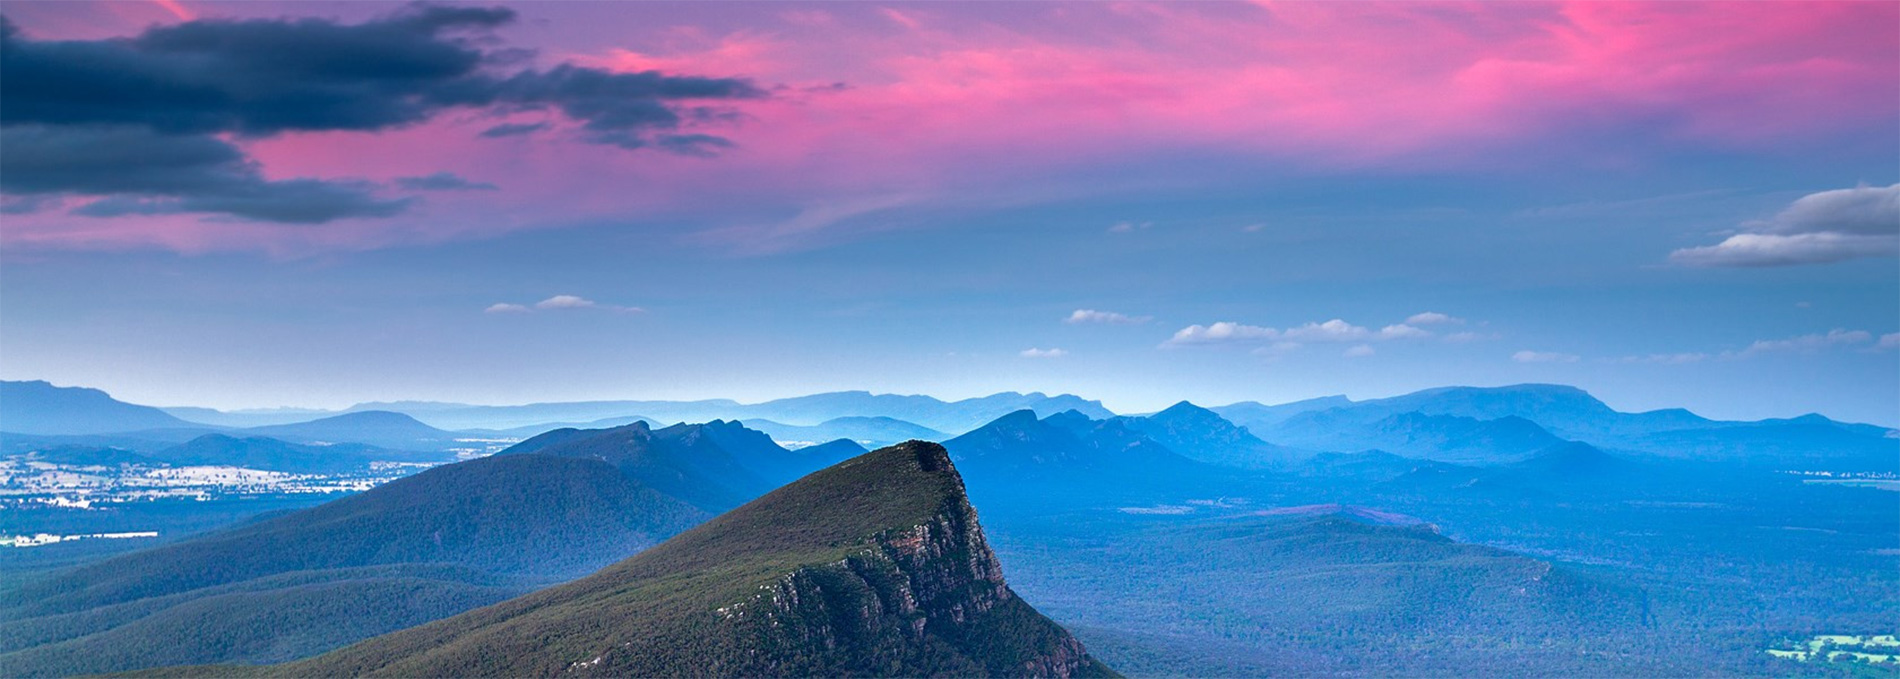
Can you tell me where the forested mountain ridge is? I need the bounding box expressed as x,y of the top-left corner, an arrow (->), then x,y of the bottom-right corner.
162,441 -> 1115,678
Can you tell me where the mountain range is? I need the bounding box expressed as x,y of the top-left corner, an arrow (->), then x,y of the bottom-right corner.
156,390 -> 1116,434
9,379 -> 1893,473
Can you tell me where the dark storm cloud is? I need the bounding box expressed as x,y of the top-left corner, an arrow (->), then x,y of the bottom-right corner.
394,172 -> 498,191
0,5 -> 765,224
479,121 -> 550,138
1,125 -> 410,223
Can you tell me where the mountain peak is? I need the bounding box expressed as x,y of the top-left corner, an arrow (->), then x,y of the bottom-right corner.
1154,400 -> 1220,420
273,442 -> 1112,677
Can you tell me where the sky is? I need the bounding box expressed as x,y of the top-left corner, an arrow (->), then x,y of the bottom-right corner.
1,1 -> 1896,424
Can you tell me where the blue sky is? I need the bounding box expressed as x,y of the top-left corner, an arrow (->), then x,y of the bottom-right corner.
1,2 -> 1895,424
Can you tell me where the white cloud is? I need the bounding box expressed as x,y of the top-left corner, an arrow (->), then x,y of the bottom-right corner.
1442,331 -> 1496,343
1405,312 -> 1463,325
487,295 -> 644,314
1882,333 -> 1900,350
1732,329 -> 1873,357
1241,223 -> 1267,233
1065,309 -> 1151,325
1670,232 -> 1898,267
1163,322 -> 1280,347
1611,353 -> 1708,365
1343,344 -> 1375,358
1671,184 -> 1900,267
1164,316 -> 1451,349
1281,319 -> 1370,342
1020,347 -> 1068,358
1107,220 -> 1153,234
1513,350 -> 1580,363
1378,323 -> 1431,339
536,295 -> 597,310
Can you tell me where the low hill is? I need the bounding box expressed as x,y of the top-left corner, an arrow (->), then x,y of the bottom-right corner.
0,454 -> 709,676
497,420 -> 788,512
989,508 -> 1651,677
0,381 -> 193,436
245,412 -> 460,451
148,434 -> 444,473
228,442 -> 1115,678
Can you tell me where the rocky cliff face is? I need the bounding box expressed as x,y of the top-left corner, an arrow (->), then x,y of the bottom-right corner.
704,471 -> 1104,678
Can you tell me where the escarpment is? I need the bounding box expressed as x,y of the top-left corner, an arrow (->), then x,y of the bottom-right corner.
235,441 -> 1114,678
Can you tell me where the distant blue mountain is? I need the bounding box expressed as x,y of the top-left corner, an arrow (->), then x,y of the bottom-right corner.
151,434 -> 445,473
245,411 -> 461,451
0,380 -> 193,435
497,419 -> 832,511
1266,410 -> 1562,464
740,416 -> 946,448
1225,384 -> 1896,469
943,410 -> 1204,497
1112,401 -> 1307,468
158,406 -> 338,428
167,390 -> 1116,434
1211,395 -> 1354,430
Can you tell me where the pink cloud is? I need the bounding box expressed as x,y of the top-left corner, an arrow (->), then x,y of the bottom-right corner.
4,2 -> 1893,255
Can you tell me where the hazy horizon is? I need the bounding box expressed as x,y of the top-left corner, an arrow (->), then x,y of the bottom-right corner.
14,377 -> 1897,429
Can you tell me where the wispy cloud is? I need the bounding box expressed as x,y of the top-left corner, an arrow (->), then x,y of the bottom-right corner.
1163,314 -> 1449,349
1065,309 -> 1151,325
1512,350 -> 1580,364
1405,312 -> 1463,325
1671,184 -> 1900,267
1342,344 -> 1375,358
1608,352 -> 1709,365
1107,221 -> 1153,234
485,295 -> 644,314
1728,329 -> 1874,357
1020,347 -> 1068,358
1163,322 -> 1282,347
395,172 -> 499,192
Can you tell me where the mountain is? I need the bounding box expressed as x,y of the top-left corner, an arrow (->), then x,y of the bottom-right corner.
232,441 -> 1114,678
1377,441 -> 1639,496
496,419 -> 824,511
244,411 -> 461,451
0,454 -> 710,677
1242,384 -> 1895,469
1633,420 -> 1899,471
148,434 -> 443,473
1211,395 -> 1354,431
741,416 -> 947,448
159,407 -> 339,428
485,416 -> 652,438
0,380 -> 193,436
792,437 -> 872,467
1508,441 -> 1631,477
943,410 -> 1204,499
1115,402 -> 1306,468
1266,410 -> 1563,464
